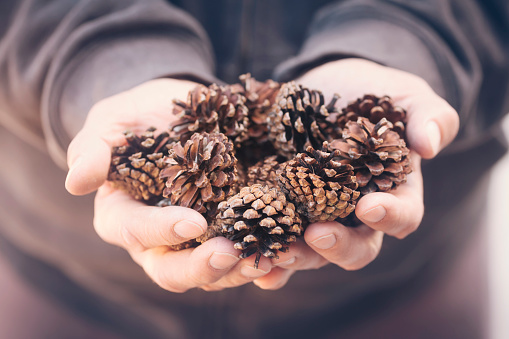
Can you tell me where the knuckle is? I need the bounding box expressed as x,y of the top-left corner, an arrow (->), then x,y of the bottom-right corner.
397,205 -> 424,239
392,199 -> 424,239
129,251 -> 144,266
394,231 -> 408,240
341,260 -> 367,271
312,257 -> 329,270
147,208 -> 168,236
399,220 -> 420,238
163,285 -> 189,294
270,276 -> 291,290
201,285 -> 224,292
446,109 -> 460,137
341,240 -> 380,271
366,242 -> 381,263
152,269 -> 188,293
93,216 -> 111,243
412,221 -> 421,234
259,281 -> 286,290
187,266 -> 218,287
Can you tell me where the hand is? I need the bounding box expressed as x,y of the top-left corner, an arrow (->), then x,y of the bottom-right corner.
66,79 -> 273,292
253,58 -> 459,290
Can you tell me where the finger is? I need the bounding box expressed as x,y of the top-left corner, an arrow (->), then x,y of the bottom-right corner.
270,239 -> 328,270
399,89 -> 459,159
200,255 -> 273,291
94,184 -> 207,251
65,130 -> 113,195
133,237 -> 241,293
253,267 -> 296,290
356,154 -> 424,239
304,222 -> 384,271
65,92 -> 141,196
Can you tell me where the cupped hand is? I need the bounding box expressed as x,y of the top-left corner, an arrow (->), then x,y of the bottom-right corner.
65,79 -> 273,292
253,58 -> 459,290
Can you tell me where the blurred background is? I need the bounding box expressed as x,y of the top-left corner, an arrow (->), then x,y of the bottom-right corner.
488,114 -> 509,339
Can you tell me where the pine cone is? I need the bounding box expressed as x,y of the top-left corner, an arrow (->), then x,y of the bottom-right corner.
278,144 -> 360,222
217,184 -> 303,268
246,155 -> 286,188
334,95 -> 407,138
160,132 -> 239,217
171,84 -> 249,146
267,82 -> 339,159
231,73 -> 281,142
108,127 -> 172,204
330,117 -> 412,195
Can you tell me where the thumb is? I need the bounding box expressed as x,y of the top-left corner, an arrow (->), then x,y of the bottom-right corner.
402,91 -> 459,159
65,130 -> 111,195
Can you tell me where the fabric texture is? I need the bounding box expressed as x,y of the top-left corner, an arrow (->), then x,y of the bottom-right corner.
0,0 -> 508,338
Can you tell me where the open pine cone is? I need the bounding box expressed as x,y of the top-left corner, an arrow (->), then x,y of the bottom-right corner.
334,94 -> 407,138
171,84 -> 249,146
217,184 -> 303,268
160,132 -> 239,217
231,73 -> 281,143
330,117 -> 412,195
267,82 -> 340,159
278,144 -> 360,222
108,127 -> 173,204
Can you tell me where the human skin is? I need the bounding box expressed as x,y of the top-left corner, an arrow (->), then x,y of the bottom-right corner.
65,58 -> 459,292
253,58 -> 459,289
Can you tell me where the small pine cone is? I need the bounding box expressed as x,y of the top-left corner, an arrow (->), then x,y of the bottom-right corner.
278,145 -> 360,222
171,84 -> 249,146
246,155 -> 286,188
231,73 -> 281,142
108,127 -> 172,204
330,117 -> 412,195
335,95 -> 407,137
217,184 -> 303,268
160,132 -> 239,216
267,82 -> 339,159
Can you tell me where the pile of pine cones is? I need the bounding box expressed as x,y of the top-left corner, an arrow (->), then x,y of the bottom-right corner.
108,74 -> 412,267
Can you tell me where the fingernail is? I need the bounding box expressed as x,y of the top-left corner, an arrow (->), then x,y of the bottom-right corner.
361,205 -> 386,223
426,121 -> 441,155
209,252 -> 239,270
174,220 -> 205,239
311,234 -> 336,249
241,265 -> 270,278
275,257 -> 296,267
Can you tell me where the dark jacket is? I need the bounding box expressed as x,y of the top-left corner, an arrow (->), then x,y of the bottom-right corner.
0,1 -> 507,338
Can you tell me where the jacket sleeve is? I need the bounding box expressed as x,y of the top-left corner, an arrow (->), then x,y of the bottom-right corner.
274,0 -> 509,142
0,0 -> 216,168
